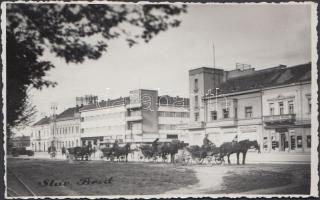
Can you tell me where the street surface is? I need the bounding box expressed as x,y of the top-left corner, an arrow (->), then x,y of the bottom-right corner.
6,158 -> 310,197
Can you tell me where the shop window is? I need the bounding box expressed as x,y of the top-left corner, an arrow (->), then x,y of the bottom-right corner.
223,109 -> 229,119
290,135 -> 296,150
245,106 -> 253,118
211,111 -> 217,121
297,136 -> 302,148
167,134 -> 178,139
263,137 -> 268,149
307,135 -> 311,148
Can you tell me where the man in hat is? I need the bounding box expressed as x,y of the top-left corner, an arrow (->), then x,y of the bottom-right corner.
202,134 -> 214,151
152,138 -> 159,153
232,134 -> 238,143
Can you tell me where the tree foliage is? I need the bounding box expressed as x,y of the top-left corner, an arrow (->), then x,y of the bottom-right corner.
6,3 -> 187,134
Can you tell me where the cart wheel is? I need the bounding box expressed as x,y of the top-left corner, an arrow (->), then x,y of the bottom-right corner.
215,156 -> 223,165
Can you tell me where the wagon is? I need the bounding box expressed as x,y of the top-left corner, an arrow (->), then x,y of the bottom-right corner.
182,145 -> 224,165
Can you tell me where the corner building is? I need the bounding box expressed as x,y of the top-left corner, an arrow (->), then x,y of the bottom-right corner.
188,63 -> 311,154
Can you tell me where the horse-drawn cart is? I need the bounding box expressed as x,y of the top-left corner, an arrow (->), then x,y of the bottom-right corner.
67,145 -> 95,161
182,145 -> 224,165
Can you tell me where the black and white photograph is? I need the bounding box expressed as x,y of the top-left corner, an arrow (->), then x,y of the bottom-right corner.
2,1 -> 318,198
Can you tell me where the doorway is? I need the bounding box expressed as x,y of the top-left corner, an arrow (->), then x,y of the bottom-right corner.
280,133 -> 286,151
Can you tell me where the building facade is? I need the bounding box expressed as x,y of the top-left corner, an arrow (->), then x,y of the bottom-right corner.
31,107 -> 81,152
188,63 -> 311,153
80,89 -> 189,148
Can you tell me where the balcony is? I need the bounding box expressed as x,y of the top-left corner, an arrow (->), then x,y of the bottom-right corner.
126,115 -> 143,121
188,121 -> 206,129
263,114 -> 296,125
126,103 -> 142,109
207,118 -> 238,128
126,129 -> 143,134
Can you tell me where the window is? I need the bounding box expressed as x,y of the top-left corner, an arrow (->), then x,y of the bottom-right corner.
170,112 -> 175,117
288,101 -> 294,114
290,135 -> 296,150
308,98 -> 311,113
167,134 -> 178,139
195,112 -> 199,121
194,79 -> 198,92
194,96 -> 199,108
81,117 -> 84,122
159,111 -> 165,117
223,109 -> 229,119
81,128 -> 84,133
211,111 -> 217,121
279,102 -> 284,115
269,103 -> 274,115
297,136 -> 302,148
307,135 -> 311,148
245,106 -> 253,118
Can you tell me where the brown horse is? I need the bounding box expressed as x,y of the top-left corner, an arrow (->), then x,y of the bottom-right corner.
159,140 -> 188,163
219,140 -> 260,165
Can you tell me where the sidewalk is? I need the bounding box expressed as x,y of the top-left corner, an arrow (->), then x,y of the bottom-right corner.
230,151 -> 311,164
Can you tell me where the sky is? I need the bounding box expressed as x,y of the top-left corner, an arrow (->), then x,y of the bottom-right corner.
29,3 -> 312,121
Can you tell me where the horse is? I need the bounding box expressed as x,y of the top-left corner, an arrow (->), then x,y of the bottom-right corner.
112,143 -> 131,162
219,139 -> 260,165
158,140 -> 188,163
139,145 -> 160,162
67,145 -> 95,161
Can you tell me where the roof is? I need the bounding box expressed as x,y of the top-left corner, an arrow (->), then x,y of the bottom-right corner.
33,106 -> 80,126
80,97 -> 130,111
215,62 -> 311,95
57,107 -> 80,119
33,117 -> 50,126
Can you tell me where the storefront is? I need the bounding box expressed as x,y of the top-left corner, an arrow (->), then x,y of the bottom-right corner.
263,126 -> 311,153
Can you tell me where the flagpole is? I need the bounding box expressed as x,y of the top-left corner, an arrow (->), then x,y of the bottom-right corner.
213,43 -> 215,69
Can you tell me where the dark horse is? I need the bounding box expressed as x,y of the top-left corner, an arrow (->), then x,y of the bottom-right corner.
67,145 -> 95,161
219,140 -> 260,165
139,145 -> 159,161
158,140 -> 188,163
113,143 -> 131,162
101,143 -> 131,162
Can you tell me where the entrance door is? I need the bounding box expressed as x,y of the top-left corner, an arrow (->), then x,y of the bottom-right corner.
280,133 -> 286,151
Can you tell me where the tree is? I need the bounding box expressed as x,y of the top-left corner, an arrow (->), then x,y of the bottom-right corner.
6,3 -> 187,136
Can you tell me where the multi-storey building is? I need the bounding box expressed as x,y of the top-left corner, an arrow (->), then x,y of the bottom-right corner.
79,89 -> 189,148
188,62 -> 311,153
31,106 -> 81,152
